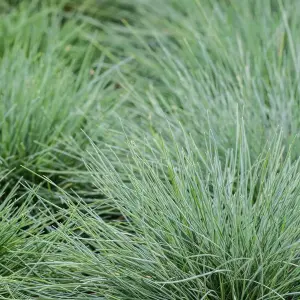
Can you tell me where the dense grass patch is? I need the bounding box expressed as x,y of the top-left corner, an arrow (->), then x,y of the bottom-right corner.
82,0 -> 300,160
0,1 -> 127,207
29,128 -> 300,299
1,0 -> 300,299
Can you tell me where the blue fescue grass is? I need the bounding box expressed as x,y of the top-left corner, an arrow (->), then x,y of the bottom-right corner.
81,0 -> 300,160
0,1 -> 127,206
2,0 -> 300,299
28,126 -> 300,299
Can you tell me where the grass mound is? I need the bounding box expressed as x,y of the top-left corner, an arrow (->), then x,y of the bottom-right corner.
0,1 -> 125,207
32,128 -> 300,299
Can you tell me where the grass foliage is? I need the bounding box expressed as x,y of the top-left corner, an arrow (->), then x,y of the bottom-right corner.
1,0 -> 300,299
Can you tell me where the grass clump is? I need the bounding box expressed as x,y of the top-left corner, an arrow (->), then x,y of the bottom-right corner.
35,128 -> 300,299
0,1 -> 126,206
82,0 -> 300,161
0,178 -> 60,299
